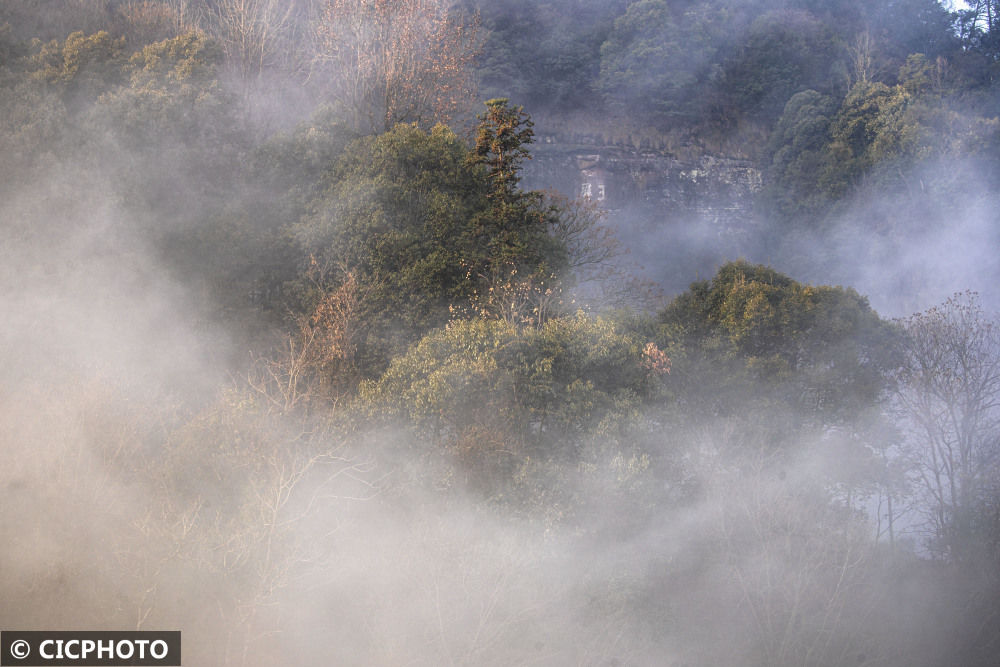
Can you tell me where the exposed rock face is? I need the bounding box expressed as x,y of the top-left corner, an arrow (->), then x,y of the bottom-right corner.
521,141 -> 766,295
523,142 -> 763,234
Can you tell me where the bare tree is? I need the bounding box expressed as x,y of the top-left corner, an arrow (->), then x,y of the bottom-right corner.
847,30 -> 874,86
203,0 -> 308,99
895,291 -> 1000,561
312,0 -> 480,133
247,267 -> 362,413
114,0 -> 198,46
712,454 -> 885,667
543,192 -> 664,311
545,193 -> 621,276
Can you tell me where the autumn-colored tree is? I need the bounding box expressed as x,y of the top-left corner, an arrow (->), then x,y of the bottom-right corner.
248,268 -> 362,413
313,0 -> 480,133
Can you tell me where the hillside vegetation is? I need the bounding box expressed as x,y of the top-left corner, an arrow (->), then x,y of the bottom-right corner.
1,2 -> 999,665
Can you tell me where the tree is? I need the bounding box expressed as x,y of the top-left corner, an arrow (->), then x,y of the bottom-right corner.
312,0 -> 480,133
0,0 -> 113,42
865,0 -> 958,70
470,97 -> 534,201
113,0 -> 196,48
708,459 -> 885,667
292,123 -> 491,367
895,292 -> 1000,561
29,30 -> 127,110
956,0 -> 1000,56
363,312 -> 666,500
151,379 -> 374,666
821,81 -> 907,197
107,31 -> 232,149
466,99 -> 566,293
291,113 -> 566,372
597,0 -> 716,123
763,89 -> 838,220
541,192 -> 623,294
658,262 -> 900,461
204,0 -> 300,100
247,268 -> 362,412
715,9 -> 840,124
91,30 -> 241,251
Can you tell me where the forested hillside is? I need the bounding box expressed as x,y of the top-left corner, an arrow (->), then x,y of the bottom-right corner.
1,1 -> 999,665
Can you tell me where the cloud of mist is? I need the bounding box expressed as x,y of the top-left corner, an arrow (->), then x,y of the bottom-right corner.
574,140 -> 1000,321
2,4 -> 998,666
770,153 -> 1000,318
0,146 -> 988,666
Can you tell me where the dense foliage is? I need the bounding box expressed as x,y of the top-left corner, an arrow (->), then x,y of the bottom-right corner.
1,2 -> 999,665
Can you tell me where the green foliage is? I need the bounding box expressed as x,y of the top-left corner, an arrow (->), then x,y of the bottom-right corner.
364,312 -> 663,493
471,0 -> 622,114
764,89 -> 838,218
0,22 -> 27,69
470,98 -> 534,200
97,31 -> 229,150
468,98 -> 566,282
202,110 -> 362,316
866,0 -> 958,68
715,10 -> 841,123
764,68 -> 1000,248
661,261 -> 899,430
29,30 -> 126,108
294,123 -> 482,340
123,29 -> 222,89
4,5 -> 1000,662
597,0 -> 716,122
0,76 -> 67,186
821,81 -> 915,196
253,106 -> 359,199
292,120 -> 564,373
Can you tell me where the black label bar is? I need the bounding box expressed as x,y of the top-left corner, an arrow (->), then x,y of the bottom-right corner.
1,632 -> 180,666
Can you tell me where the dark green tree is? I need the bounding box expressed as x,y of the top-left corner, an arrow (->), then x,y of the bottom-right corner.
763,89 -> 838,220
470,0 -> 624,114
715,10 -> 841,125
469,97 -> 534,201
597,0 -> 717,123
293,116 -> 564,375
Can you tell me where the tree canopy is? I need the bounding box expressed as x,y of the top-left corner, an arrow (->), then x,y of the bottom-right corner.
2,2 -> 1000,664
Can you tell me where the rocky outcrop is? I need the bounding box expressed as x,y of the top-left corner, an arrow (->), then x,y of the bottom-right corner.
521,141 -> 766,295
522,142 -> 763,234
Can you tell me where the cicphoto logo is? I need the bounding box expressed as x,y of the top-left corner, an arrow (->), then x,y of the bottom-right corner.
1,632 -> 180,666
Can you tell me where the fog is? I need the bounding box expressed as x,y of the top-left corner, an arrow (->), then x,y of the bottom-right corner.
1,1 -> 999,666
767,153 -> 1000,318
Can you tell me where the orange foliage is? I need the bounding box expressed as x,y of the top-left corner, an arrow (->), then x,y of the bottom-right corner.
641,341 -> 671,376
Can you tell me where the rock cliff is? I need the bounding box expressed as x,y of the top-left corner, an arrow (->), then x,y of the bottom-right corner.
522,141 -> 766,294
523,141 -> 763,235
